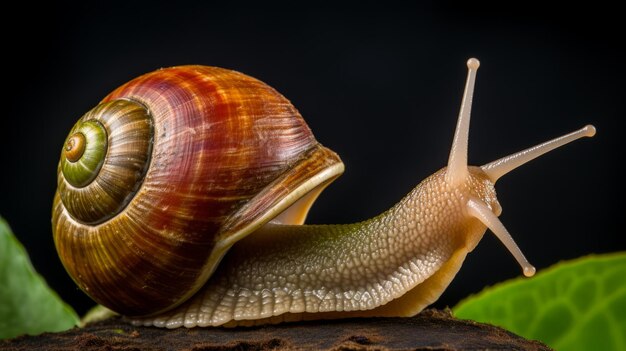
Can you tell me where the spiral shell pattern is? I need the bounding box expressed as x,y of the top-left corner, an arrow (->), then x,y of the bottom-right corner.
58,100 -> 153,224
53,66 -> 343,316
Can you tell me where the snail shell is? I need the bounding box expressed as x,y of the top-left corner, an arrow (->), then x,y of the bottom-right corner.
52,66 -> 344,316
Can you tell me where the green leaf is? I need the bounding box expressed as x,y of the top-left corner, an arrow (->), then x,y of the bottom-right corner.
80,304 -> 116,327
454,252 -> 626,351
0,216 -> 79,339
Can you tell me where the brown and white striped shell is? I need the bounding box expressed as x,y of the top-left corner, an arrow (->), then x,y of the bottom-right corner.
52,66 -> 344,317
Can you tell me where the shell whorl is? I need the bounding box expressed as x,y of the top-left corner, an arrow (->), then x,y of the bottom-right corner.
58,100 -> 153,224
53,66 -> 343,316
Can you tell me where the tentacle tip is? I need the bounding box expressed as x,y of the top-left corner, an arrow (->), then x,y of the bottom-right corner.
467,58 -> 480,70
583,124 -> 596,137
523,265 -> 536,277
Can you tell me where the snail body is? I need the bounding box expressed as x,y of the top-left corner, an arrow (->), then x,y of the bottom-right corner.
53,59 -> 595,328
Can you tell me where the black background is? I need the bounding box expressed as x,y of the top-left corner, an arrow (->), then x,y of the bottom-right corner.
1,3 -> 623,316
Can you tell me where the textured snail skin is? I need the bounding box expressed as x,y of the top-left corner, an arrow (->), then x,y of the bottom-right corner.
53,66 -> 342,317
132,167 -> 495,328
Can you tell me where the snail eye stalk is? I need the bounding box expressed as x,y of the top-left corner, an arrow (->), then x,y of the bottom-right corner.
467,198 -> 536,277
446,58 -> 480,187
481,125 -> 596,183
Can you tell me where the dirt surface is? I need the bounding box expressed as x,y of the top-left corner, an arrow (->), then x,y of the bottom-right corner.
2,309 -> 551,350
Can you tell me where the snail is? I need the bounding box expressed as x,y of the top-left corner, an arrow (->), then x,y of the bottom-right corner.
53,58 -> 595,328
